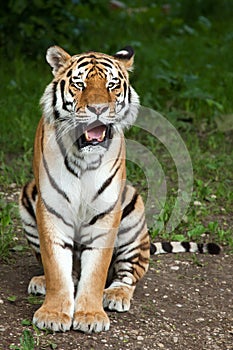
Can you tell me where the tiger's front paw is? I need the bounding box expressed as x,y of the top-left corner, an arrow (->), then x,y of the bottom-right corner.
28,275 -> 46,295
73,310 -> 110,333
103,286 -> 133,312
33,306 -> 72,332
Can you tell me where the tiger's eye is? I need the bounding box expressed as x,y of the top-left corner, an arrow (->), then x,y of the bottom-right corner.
76,82 -> 85,89
72,81 -> 85,90
108,82 -> 115,89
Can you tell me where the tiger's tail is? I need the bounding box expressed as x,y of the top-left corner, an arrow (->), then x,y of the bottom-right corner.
150,241 -> 221,255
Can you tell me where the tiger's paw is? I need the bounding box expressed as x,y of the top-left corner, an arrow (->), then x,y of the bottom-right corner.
73,310 -> 110,333
28,275 -> 46,295
103,286 -> 133,312
33,306 -> 72,332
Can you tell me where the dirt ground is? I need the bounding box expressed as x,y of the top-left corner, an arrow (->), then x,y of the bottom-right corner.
0,248 -> 232,350
0,187 -> 232,350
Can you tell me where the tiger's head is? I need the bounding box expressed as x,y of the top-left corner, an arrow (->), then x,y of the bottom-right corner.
41,46 -> 139,151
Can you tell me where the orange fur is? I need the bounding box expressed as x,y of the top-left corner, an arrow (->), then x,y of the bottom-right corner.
19,46 -> 149,333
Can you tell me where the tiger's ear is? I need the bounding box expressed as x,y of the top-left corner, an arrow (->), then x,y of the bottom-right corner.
46,46 -> 71,75
113,46 -> 134,71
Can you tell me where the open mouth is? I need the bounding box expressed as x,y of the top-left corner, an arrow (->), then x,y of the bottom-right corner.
76,122 -> 112,150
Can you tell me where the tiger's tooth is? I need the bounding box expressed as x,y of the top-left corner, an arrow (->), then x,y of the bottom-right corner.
85,130 -> 91,141
100,129 -> 106,141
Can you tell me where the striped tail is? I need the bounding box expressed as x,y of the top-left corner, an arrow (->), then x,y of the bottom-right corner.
150,241 -> 221,255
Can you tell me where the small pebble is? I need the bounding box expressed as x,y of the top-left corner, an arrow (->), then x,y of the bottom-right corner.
137,335 -> 144,341
170,266 -> 180,271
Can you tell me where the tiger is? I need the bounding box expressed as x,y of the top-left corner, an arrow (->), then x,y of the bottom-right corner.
19,46 -> 220,334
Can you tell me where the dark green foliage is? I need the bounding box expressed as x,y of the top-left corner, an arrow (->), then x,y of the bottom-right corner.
0,1 -> 232,248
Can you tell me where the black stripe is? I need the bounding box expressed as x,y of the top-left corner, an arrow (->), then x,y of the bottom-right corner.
93,165 -> 121,200
206,243 -> 221,254
32,184 -> 37,201
41,123 -> 45,153
116,267 -> 134,274
55,133 -> 81,178
64,155 -> 80,177
197,243 -> 204,253
69,90 -> 75,97
181,241 -> 191,252
150,243 -> 157,255
119,212 -> 145,235
80,244 -> 93,253
76,54 -> 97,62
115,252 -> 139,264
60,79 -> 69,111
66,69 -> 72,77
25,230 -> 39,239
115,228 -> 149,257
99,61 -> 113,69
121,185 -> 127,205
162,242 -> 173,253
95,66 -> 105,76
118,71 -> 124,79
54,108 -> 60,120
89,201 -> 117,226
78,61 -> 91,69
110,144 -> 122,172
86,66 -> 96,78
42,154 -> 70,203
52,82 -> 60,120
89,211 -> 107,226
99,57 -> 115,64
121,192 -> 138,220
22,184 -> 36,221
55,242 -> 73,251
116,221 -> 147,257
22,219 -> 36,228
128,87 -> 131,104
27,239 -> 40,249
53,81 -> 58,106
123,81 -> 127,98
42,199 -> 73,228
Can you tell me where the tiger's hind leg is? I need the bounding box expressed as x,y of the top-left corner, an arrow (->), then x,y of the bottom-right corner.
103,185 -> 150,312
19,180 -> 46,295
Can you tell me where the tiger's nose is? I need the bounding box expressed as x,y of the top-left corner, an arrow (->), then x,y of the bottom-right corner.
87,104 -> 109,116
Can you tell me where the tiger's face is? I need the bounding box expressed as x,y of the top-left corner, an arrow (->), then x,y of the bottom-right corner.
41,46 -> 139,151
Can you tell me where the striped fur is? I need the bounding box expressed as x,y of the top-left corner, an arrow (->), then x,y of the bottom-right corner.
19,46 -> 149,333
19,46 -> 220,334
150,241 -> 221,255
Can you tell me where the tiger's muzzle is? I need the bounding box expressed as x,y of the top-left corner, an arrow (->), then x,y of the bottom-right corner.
76,121 -> 113,150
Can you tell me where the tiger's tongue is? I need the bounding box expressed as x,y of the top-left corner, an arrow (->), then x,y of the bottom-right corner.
86,125 -> 106,141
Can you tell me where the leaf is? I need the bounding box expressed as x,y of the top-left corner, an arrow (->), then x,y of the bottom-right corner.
205,98 -> 224,111
187,225 -> 205,238
9,345 -> 20,350
21,319 -> 32,326
7,295 -> 17,302
171,234 -> 186,241
27,295 -> 43,305
20,329 -> 35,349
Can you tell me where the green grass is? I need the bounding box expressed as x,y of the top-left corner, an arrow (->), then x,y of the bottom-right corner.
0,1 -> 232,255
0,200 -> 18,260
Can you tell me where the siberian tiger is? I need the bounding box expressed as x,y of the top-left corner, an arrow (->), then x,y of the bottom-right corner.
19,46 -> 220,333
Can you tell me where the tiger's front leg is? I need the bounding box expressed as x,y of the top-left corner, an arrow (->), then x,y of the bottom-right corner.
32,197 -> 74,332
73,213 -> 120,333
73,248 -> 113,333
103,186 -> 150,312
